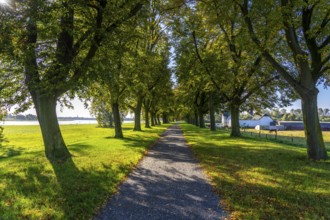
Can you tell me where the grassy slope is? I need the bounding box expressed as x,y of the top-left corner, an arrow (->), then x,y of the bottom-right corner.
0,123 -> 170,220
180,123 -> 330,220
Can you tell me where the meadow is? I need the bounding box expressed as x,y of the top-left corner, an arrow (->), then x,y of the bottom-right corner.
0,123 -> 170,220
241,128 -> 330,150
180,123 -> 330,219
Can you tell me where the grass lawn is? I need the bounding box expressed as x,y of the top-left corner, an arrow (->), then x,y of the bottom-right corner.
0,123 -> 170,220
241,129 -> 330,150
180,123 -> 330,220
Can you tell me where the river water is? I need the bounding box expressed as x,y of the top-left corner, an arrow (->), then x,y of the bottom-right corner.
0,120 -> 98,126
0,120 -> 136,126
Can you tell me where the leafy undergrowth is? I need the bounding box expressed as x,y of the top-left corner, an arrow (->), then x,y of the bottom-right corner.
0,123 -> 170,220
180,123 -> 330,220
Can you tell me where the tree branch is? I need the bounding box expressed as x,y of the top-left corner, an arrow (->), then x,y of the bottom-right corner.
56,2 -> 144,96
242,75 -> 279,101
281,0 -> 306,57
24,11 -> 40,97
237,0 -> 303,94
319,35 -> 330,49
192,31 -> 224,95
238,56 -> 262,95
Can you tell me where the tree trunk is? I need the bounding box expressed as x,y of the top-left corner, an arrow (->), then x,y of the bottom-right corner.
230,104 -> 241,137
163,112 -> 169,124
194,111 -> 199,126
145,107 -> 151,128
108,112 -> 114,128
301,92 -> 328,160
209,92 -> 216,131
186,115 -> 191,124
33,94 -> 70,162
112,102 -> 123,138
133,96 -> 143,131
157,116 -> 161,125
151,112 -> 156,126
199,111 -> 205,128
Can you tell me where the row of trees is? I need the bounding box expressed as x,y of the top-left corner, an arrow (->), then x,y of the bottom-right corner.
0,0 -> 179,162
173,0 -> 329,160
1,0 -> 329,161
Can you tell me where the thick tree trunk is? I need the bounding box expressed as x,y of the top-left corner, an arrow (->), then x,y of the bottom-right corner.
301,92 -> 328,160
133,96 -> 143,131
33,94 -> 70,162
112,102 -> 123,138
209,92 -> 216,131
230,104 -> 241,137
145,107 -> 151,128
199,111 -> 205,128
157,116 -> 161,125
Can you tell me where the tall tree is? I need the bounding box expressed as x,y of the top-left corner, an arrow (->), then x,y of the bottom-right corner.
0,0 -> 143,161
125,0 -> 171,131
237,0 -> 329,160
87,31 -> 133,138
175,2 -> 293,136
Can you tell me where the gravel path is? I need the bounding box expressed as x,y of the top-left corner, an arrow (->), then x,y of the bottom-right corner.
94,124 -> 227,220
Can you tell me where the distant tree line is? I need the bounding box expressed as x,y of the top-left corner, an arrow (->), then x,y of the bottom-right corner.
240,108 -> 330,122
4,114 -> 95,121
5,114 -> 38,121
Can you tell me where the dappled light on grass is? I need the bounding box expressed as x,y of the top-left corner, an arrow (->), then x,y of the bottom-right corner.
180,123 -> 330,219
0,123 -> 170,219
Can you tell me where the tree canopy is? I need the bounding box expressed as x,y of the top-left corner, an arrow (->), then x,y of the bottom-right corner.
0,0 -> 328,161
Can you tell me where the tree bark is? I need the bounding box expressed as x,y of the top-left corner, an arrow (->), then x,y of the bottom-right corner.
133,96 -> 143,131
230,104 -> 241,137
108,112 -> 114,128
112,102 -> 123,138
157,116 -> 161,125
162,112 -> 169,124
33,94 -> 70,162
209,92 -> 216,131
199,111 -> 205,128
301,91 -> 328,160
194,111 -> 199,126
145,107 -> 151,128
151,112 -> 156,126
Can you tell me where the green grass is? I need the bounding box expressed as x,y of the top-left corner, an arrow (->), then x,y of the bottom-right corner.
241,129 -> 330,150
0,123 -> 170,220
180,123 -> 330,220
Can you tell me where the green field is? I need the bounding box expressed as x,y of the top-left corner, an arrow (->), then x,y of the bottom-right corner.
241,129 -> 330,150
180,123 -> 330,219
0,123 -> 170,220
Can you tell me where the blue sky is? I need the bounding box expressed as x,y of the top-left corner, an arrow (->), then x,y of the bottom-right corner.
288,85 -> 330,110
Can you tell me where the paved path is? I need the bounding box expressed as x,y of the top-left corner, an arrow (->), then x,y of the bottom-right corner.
94,124 -> 227,220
